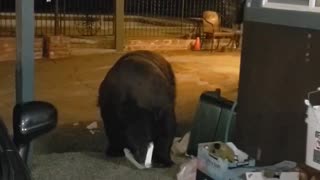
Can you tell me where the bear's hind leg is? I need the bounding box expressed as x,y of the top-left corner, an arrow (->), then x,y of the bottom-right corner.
101,107 -> 126,157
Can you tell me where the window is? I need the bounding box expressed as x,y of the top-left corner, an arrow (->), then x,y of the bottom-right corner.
262,0 -> 320,12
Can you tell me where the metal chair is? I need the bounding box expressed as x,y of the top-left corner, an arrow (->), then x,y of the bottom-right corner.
203,11 -> 237,52
202,11 -> 221,52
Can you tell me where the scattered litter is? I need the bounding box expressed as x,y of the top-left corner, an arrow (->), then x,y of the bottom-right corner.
86,121 -> 98,130
177,157 -> 197,180
171,132 -> 190,156
197,80 -> 209,86
245,161 -> 299,180
245,172 -> 299,180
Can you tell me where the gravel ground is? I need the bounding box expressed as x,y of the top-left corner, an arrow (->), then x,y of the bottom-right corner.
30,121 -> 187,180
32,152 -> 179,180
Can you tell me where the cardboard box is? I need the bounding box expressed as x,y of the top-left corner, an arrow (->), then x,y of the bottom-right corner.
197,142 -> 256,180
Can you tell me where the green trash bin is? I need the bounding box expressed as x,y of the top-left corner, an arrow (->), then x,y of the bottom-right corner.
187,89 -> 237,156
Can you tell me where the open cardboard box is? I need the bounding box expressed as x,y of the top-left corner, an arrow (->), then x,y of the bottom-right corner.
196,142 -> 299,180
197,142 -> 256,180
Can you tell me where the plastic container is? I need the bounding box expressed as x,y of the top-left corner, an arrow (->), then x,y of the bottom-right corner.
305,88 -> 320,170
305,103 -> 320,170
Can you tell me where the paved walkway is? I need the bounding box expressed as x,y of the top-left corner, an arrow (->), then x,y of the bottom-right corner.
0,50 -> 240,129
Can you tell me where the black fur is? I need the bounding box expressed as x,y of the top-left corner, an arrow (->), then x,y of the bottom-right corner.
98,50 -> 176,167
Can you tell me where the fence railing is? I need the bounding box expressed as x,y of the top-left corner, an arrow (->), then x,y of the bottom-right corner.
124,0 -> 241,38
0,0 -> 242,38
0,0 -> 114,36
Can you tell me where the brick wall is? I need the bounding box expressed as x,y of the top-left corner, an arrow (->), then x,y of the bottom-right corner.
124,38 -> 235,51
125,39 -> 196,51
0,37 -> 43,62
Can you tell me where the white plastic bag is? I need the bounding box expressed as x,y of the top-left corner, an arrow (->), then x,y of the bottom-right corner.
176,158 -> 198,180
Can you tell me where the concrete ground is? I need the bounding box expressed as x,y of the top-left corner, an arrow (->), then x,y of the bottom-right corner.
0,50 -> 240,180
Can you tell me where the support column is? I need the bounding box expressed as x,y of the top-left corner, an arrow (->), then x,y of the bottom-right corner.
15,0 -> 35,167
115,0 -> 124,51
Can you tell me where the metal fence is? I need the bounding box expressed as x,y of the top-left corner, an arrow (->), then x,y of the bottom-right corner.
0,0 -> 242,38
124,0 -> 241,38
0,0 -> 114,37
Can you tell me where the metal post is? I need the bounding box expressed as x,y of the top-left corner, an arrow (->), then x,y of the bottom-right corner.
15,0 -> 35,167
181,0 -> 184,34
54,0 -> 60,35
115,0 -> 124,51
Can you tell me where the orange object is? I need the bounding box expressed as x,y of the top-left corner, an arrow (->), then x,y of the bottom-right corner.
193,37 -> 201,51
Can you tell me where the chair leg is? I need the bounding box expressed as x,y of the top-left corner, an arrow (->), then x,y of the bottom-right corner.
215,39 -> 220,51
210,33 -> 215,53
210,38 -> 214,53
225,37 -> 234,50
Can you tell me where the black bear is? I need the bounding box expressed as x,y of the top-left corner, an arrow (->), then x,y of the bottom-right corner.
98,50 -> 176,167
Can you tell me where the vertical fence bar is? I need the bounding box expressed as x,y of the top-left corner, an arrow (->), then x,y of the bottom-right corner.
98,0 -> 101,35
3,0 -> 6,36
137,0 -> 139,37
124,0 -> 128,37
115,0 -> 124,51
65,0 -> 68,35
147,0 -> 150,37
127,0 -> 130,37
181,0 -> 184,36
151,0 -> 154,37
40,0 -> 43,35
102,0 -> 105,36
101,0 -> 104,36
43,0 -> 46,35
3,0 -> 6,35
159,0 -> 162,37
10,0 -> 13,36
48,0 -> 50,35
62,0 -> 65,35
0,0 -> 2,36
50,0 -> 53,35
112,0 -> 114,36
143,0 -> 146,37
54,0 -> 59,35
136,0 -> 139,37
96,0 -> 99,35
75,0 -> 79,36
70,0 -> 74,36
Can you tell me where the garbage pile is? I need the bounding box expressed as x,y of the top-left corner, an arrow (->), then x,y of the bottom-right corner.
177,141 -> 300,180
